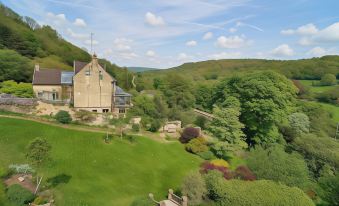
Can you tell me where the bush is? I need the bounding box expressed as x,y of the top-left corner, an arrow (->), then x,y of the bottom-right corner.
288,112 -> 310,135
74,110 -> 96,122
210,159 -> 230,168
0,80 -> 34,98
6,184 -> 35,206
195,115 -> 208,129
185,137 -> 208,154
180,127 -> 200,143
148,120 -> 161,132
181,172 -> 207,205
200,161 -> 234,180
55,110 -> 72,124
132,124 -> 140,132
320,73 -> 337,86
234,166 -> 256,181
198,151 -> 215,160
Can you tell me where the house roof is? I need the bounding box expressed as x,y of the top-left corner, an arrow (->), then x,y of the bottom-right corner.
74,61 -> 88,74
33,69 -> 61,85
61,71 -> 74,85
115,86 -> 132,96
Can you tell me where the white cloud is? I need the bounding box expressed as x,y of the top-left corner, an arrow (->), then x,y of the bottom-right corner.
177,53 -> 191,61
203,32 -> 213,40
209,52 -> 241,60
313,22 -> 339,43
66,28 -> 88,39
113,38 -> 133,51
145,12 -> 165,26
216,35 -> 250,49
229,28 -> 237,33
298,37 -> 312,46
146,50 -> 156,57
271,44 -> 294,56
281,23 -> 318,35
73,18 -> 87,27
120,52 -> 138,59
46,12 -> 67,25
307,47 -> 326,57
84,39 -> 99,45
186,40 -> 197,47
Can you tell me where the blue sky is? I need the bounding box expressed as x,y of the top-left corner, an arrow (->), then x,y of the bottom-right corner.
2,0 -> 339,68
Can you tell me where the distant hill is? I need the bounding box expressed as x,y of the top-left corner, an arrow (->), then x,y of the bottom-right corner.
128,67 -> 158,72
138,56 -> 339,89
0,2 -> 134,89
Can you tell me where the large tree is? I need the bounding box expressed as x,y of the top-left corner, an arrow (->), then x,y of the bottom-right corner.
215,71 -> 298,145
26,137 -> 51,167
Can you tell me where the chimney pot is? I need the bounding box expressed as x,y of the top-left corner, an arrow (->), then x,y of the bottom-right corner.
35,64 -> 40,71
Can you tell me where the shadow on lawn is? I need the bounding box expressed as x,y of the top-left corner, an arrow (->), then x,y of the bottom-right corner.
46,174 -> 72,188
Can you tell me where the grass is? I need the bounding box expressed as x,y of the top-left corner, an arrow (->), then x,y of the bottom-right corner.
318,102 -> 339,122
299,80 -> 339,93
0,117 -> 201,206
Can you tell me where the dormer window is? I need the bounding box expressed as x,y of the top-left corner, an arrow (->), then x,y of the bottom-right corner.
85,70 -> 90,76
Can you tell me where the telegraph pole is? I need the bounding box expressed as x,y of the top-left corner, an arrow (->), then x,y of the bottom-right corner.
90,32 -> 94,54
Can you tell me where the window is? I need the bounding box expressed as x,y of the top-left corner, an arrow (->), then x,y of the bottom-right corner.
85,70 -> 91,76
37,92 -> 43,98
99,71 -> 103,80
119,108 -> 125,114
103,109 -> 109,113
92,110 -> 97,112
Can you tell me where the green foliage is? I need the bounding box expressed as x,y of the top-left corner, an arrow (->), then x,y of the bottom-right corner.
181,171 -> 207,205
197,151 -> 216,160
288,112 -> 310,135
195,115 -> 208,130
320,73 -> 337,86
6,184 -> 35,206
148,120 -> 161,132
215,71 -> 297,145
0,49 -> 32,82
55,110 -> 72,124
208,96 -> 246,149
0,80 -> 34,97
74,110 -> 95,122
195,84 -> 214,111
185,137 -> 209,154
247,146 -> 311,189
317,174 -> 339,206
132,124 -> 140,132
129,94 -> 168,120
26,137 -> 51,167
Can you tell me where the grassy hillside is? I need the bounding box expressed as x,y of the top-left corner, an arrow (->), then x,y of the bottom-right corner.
139,56 -> 339,89
128,67 -> 158,72
0,117 -> 201,206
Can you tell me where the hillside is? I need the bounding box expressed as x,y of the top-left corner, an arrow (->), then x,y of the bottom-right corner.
127,66 -> 158,72
138,56 -> 339,89
0,3 -> 133,89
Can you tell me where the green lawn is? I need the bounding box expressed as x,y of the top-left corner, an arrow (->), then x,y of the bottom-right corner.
299,80 -> 339,93
0,117 -> 201,206
318,102 -> 339,122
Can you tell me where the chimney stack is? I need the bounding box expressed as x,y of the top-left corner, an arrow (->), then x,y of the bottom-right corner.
35,64 -> 40,71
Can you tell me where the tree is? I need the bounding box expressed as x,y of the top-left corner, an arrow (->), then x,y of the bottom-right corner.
317,174 -> 339,206
208,96 -> 247,151
181,171 -> 207,205
195,84 -> 213,111
55,110 -> 72,124
0,49 -> 32,82
320,73 -> 337,86
288,112 -> 310,135
215,71 -> 297,145
247,146 -> 310,189
195,115 -> 208,130
26,138 -> 51,167
6,184 -> 35,206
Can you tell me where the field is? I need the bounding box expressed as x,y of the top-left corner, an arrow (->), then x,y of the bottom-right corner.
299,80 -> 339,93
0,117 -> 201,206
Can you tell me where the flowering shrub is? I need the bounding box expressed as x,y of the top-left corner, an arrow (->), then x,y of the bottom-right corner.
185,137 -> 209,154
210,159 -> 230,168
200,161 -> 233,180
234,166 -> 256,181
180,127 -> 200,143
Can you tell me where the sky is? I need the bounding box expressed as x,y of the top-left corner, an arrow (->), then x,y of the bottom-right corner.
2,0 -> 339,68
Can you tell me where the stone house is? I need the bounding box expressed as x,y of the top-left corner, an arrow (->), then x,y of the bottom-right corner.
32,54 -> 132,114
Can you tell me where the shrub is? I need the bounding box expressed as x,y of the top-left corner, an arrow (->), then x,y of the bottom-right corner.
132,124 -> 140,132
200,161 -> 233,180
288,112 -> 310,135
185,137 -> 208,154
0,80 -> 34,98
320,73 -> 337,86
55,110 -> 72,124
195,115 -> 208,129
75,110 -> 96,122
197,151 -> 215,160
234,166 -> 256,181
210,159 -> 230,168
6,184 -> 35,206
148,120 -> 161,132
181,171 -> 207,205
180,127 -> 200,143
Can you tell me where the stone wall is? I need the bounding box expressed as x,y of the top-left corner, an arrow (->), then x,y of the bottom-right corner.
0,93 -> 36,106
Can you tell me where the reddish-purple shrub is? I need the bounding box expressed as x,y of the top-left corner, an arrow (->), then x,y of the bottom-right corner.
180,127 -> 200,143
234,166 -> 256,181
200,161 -> 234,180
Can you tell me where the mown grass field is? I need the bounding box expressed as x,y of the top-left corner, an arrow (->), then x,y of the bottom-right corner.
299,80 -> 339,93
0,117 -> 201,206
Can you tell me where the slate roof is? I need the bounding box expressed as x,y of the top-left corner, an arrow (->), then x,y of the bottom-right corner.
61,71 -> 74,85
115,86 -> 132,96
74,61 -> 88,74
33,69 -> 61,85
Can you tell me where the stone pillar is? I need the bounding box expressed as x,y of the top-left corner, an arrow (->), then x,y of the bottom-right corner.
168,189 -> 174,200
182,196 -> 188,206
